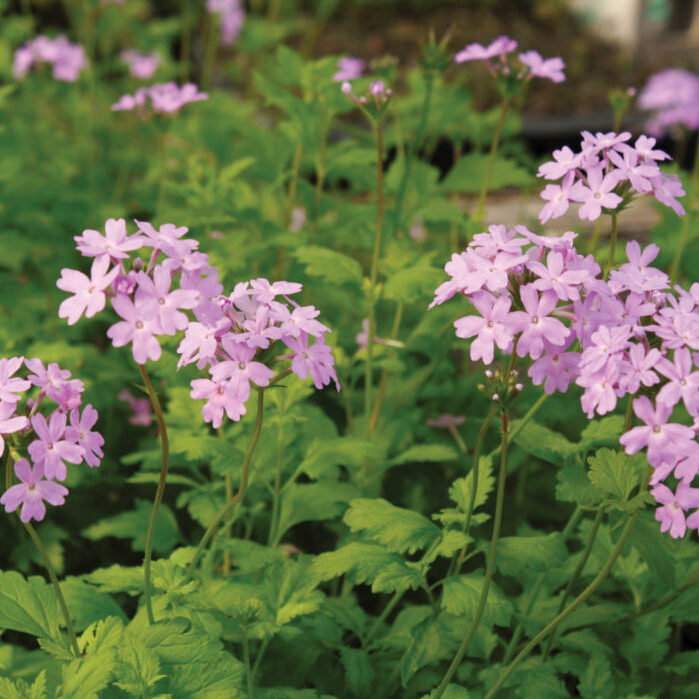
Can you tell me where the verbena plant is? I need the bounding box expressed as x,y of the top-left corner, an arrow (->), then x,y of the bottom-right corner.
0,2 -> 698,697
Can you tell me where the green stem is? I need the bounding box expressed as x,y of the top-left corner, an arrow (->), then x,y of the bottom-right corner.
502,505 -> 584,665
138,364 -> 170,626
670,135 -> 699,281
201,15 -> 220,91
267,412 -> 285,546
433,412 -> 509,699
5,453 -> 80,657
223,470 -> 233,576
474,99 -> 510,223
604,213 -> 618,280
365,121 -> 385,422
368,301 -> 403,433
541,507 -> 604,660
180,0 -> 192,82
186,371 -> 291,577
487,392 -> 549,463
485,480 -> 649,699
392,73 -> 434,235
625,573 -> 699,620
451,405 -> 498,576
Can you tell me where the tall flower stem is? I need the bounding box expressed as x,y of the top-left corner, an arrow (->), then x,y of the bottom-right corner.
450,405 -> 498,576
368,301 -> 403,433
138,364 -> 170,626
391,72 -> 434,235
474,99 -> 510,223
365,121 -> 385,421
4,454 -> 80,657
670,135 -> 699,281
485,469 -> 651,699
502,504 -> 584,664
604,213 -> 619,280
201,15 -> 220,91
433,412 -> 509,699
541,507 -> 604,660
186,369 -> 291,576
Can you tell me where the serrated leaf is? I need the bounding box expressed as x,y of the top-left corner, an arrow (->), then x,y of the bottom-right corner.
495,533 -> 568,577
313,542 -> 423,594
421,530 -> 471,567
292,246 -> 362,286
168,650 -> 245,697
114,635 -> 166,697
587,448 -> 642,503
579,416 -> 625,451
555,459 -> 601,505
0,571 -> 60,639
82,564 -> 143,596
578,654 -> 615,699
344,498 -> 440,554
512,421 -> 577,464
448,454 -> 494,513
391,444 -> 458,466
60,646 -> 116,698
401,615 -> 446,687
441,575 -> 513,626
82,499 -> 180,553
0,671 -> 47,699
298,437 -> 375,480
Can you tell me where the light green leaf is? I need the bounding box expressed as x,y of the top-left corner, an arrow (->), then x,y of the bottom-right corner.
81,564 -> 143,596
495,533 -> 568,577
0,571 -> 59,639
448,454 -> 494,514
313,542 -> 423,594
513,421 -> 577,464
168,651 -> 245,697
440,152 -> 532,194
60,578 -> 127,631
344,498 -> 440,554
587,448 -> 643,503
391,444 -> 458,466
298,437 -> 376,480
556,459 -> 602,505
579,416 -> 625,451
384,265 -> 445,305
421,530 -> 471,567
441,575 -> 513,627
0,671 -> 47,699
114,635 -> 166,697
292,246 -> 362,286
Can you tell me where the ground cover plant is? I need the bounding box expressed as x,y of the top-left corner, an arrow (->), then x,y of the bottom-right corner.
1,1 -> 699,696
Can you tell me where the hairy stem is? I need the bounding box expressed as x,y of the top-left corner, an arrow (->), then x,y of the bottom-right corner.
138,364 -> 170,626
542,507 -> 604,659
433,412 -> 509,699
186,370 -> 291,577
670,134 -> 699,281
474,99 -> 510,223
365,121 -> 385,421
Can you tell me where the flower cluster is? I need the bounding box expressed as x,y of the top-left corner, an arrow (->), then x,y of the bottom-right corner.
178,278 -> 340,428
112,82 -> 208,115
0,358 -> 103,522
341,79 -> 392,107
431,225 -> 699,537
58,217 -> 220,365
207,0 -> 246,46
454,35 -> 565,83
57,220 -> 340,428
13,35 -> 88,82
120,50 -> 160,80
638,68 -> 699,137
537,131 -> 685,223
333,56 -> 365,82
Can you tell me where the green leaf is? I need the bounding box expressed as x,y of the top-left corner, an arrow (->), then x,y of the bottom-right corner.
448,454 -> 494,513
629,511 -> 677,589
421,530 -> 471,567
441,575 -> 513,626
620,614 -> 671,674
81,564 -> 143,596
276,481 -> 358,538
340,647 -> 374,698
313,542 -> 424,594
168,651 -> 245,697
298,437 -> 375,480
440,152 -> 532,194
578,655 -> 615,699
513,421 -> 577,464
579,416 -> 625,451
344,498 -> 441,554
495,533 -> 568,577
556,459 -> 601,506
384,265 -> 445,305
82,499 -> 180,553
0,671 -> 47,699
114,635 -> 166,697
292,246 -> 362,286
391,444 -> 458,466
60,578 -> 127,632
0,570 -> 59,639
587,448 -> 643,503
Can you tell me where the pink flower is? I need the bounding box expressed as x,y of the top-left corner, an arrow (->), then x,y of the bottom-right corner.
509,285 -> 569,360
65,405 -> 104,468
571,166 -> 623,221
0,357 -> 30,404
75,218 -> 144,260
28,411 -> 83,481
0,402 -> 29,457
13,35 -> 87,82
190,378 -> 246,428
334,57 -> 365,82
57,255 -> 119,325
284,333 -> 340,391
120,50 -> 160,79
651,482 -> 699,538
528,338 -> 580,395
112,83 -> 208,115
1,458 -> 68,522
210,338 -> 274,400
656,348 -> 699,415
134,266 -> 199,335
117,389 -> 152,426
106,295 -> 162,365
538,147 -> 581,180
455,35 -> 517,63
427,414 -> 466,429
519,51 -> 565,83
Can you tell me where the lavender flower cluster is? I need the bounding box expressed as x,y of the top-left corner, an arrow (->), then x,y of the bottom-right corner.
112,82 -> 208,115
0,358 -> 103,522
13,35 -> 88,82
57,219 -> 339,428
431,223 -> 699,538
207,0 -> 246,46
538,132 -> 685,223
638,68 -> 699,137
